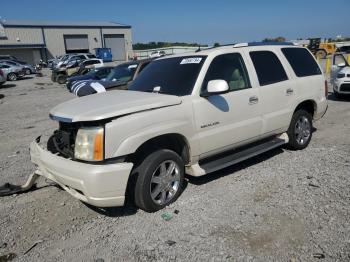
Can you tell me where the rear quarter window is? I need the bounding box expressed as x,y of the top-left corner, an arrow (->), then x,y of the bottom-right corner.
281,48 -> 322,77
250,51 -> 288,86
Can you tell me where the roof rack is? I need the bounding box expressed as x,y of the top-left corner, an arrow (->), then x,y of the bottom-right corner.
196,41 -> 297,53
248,42 -> 296,46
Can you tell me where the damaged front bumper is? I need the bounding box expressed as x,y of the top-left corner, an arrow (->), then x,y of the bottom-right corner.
30,136 -> 133,207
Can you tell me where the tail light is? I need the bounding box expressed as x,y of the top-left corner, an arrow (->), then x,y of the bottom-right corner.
325,80 -> 328,99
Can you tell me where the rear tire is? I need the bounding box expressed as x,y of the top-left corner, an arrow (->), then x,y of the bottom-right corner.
286,110 -> 313,150
132,149 -> 185,212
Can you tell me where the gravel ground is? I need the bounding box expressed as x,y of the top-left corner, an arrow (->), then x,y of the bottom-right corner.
0,69 -> 349,262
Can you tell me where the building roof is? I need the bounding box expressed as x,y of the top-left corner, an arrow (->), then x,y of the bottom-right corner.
1,19 -> 131,28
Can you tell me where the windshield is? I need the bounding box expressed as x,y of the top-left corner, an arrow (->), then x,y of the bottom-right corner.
104,63 -> 138,82
128,56 -> 206,96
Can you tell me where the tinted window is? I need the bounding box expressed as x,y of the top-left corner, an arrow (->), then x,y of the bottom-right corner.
87,54 -> 96,58
128,56 -> 206,96
202,53 -> 250,93
95,68 -> 111,78
282,48 -> 321,77
250,51 -> 288,86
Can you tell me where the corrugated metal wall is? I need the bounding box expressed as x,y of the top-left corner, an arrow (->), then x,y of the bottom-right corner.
0,26 -> 132,62
0,27 -> 44,45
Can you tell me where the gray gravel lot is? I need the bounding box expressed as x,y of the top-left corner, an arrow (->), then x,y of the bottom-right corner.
0,69 -> 349,262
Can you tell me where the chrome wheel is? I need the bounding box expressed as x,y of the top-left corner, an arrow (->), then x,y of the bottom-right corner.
150,160 -> 180,205
294,116 -> 311,146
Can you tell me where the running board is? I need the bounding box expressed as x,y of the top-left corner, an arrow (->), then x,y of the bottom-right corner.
186,133 -> 288,177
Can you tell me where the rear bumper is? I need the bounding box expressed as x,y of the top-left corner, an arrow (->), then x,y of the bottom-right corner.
30,137 -> 133,207
314,97 -> 328,121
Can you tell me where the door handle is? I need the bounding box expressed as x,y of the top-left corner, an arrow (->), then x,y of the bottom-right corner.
286,88 -> 294,95
249,96 -> 259,104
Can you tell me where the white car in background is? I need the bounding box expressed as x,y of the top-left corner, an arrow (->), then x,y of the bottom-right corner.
330,53 -> 350,97
149,50 -> 166,58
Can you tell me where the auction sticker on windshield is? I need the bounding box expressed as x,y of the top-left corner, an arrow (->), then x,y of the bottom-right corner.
180,57 -> 202,64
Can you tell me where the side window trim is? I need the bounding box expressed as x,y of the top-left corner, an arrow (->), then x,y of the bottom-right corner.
249,50 -> 289,86
201,52 -> 252,94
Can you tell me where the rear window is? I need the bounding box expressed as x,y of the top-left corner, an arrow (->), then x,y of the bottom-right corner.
282,48 -> 322,77
250,51 -> 288,86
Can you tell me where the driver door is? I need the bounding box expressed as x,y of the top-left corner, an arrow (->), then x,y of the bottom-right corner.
193,52 -> 262,157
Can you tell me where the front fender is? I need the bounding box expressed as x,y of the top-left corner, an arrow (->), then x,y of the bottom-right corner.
112,120 -> 191,157
104,102 -> 198,159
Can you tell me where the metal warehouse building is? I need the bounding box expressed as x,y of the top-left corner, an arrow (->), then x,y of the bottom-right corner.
0,19 -> 132,64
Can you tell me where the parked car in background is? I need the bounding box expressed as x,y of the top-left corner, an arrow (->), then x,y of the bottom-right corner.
0,69 -> 6,86
149,50 -> 166,58
2,60 -> 36,75
56,53 -> 97,69
66,66 -> 114,91
0,55 -> 19,61
52,59 -> 105,84
330,53 -> 350,97
70,58 -> 152,96
0,63 -> 25,81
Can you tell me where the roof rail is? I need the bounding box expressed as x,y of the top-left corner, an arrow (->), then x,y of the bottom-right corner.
247,42 -> 296,46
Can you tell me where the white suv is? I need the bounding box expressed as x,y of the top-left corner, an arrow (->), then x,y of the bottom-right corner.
330,53 -> 350,97
30,43 -> 328,212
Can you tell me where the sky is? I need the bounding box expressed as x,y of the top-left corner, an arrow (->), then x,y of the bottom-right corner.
1,0 -> 349,45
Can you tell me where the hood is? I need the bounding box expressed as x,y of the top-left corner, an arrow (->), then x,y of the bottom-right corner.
50,90 -> 182,122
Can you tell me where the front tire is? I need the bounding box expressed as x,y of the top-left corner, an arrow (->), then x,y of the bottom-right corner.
286,110 -> 313,150
7,73 -> 17,81
25,69 -> 31,75
56,75 -> 67,84
333,89 -> 341,99
133,149 -> 185,212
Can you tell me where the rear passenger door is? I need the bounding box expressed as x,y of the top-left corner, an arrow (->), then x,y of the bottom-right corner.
249,50 -> 294,135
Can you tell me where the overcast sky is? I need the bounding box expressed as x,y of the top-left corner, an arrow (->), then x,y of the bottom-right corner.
1,0 -> 349,44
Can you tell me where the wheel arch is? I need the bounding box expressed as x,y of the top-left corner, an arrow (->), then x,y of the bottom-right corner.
126,133 -> 191,166
294,100 -> 317,118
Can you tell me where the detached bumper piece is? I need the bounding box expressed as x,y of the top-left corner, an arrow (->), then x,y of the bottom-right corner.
30,136 -> 133,207
0,172 -> 40,197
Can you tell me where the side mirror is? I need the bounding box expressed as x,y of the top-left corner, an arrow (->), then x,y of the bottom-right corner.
203,80 -> 229,97
337,62 -> 346,67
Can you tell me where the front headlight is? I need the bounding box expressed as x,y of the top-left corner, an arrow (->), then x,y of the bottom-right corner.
337,73 -> 345,79
74,127 -> 104,161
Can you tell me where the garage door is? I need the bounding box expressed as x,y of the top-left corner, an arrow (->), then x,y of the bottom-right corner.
64,35 -> 89,53
104,34 -> 126,61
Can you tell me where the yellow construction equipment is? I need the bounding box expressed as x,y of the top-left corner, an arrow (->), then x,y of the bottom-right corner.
308,38 -> 336,59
